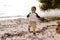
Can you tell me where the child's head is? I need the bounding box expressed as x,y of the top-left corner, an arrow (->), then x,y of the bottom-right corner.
31,6 -> 36,13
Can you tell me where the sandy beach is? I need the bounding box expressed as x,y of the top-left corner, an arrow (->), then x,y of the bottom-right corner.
0,17 -> 60,40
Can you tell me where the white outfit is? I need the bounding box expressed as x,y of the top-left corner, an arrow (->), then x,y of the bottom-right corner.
28,12 -> 37,22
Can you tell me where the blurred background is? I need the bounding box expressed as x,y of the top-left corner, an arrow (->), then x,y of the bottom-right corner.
0,0 -> 60,17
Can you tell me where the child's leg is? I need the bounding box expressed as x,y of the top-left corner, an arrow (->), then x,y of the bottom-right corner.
33,26 -> 36,34
28,21 -> 32,32
32,22 -> 36,35
28,25 -> 31,32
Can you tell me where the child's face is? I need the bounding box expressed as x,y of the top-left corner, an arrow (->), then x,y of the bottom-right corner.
31,8 -> 36,13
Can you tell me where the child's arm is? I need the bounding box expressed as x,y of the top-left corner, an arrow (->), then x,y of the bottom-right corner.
27,14 -> 29,18
27,13 -> 30,22
35,13 -> 40,18
35,13 -> 49,22
27,13 -> 30,18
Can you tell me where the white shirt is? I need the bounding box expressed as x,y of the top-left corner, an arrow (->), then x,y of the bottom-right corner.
28,13 -> 37,21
